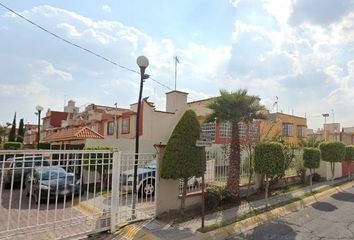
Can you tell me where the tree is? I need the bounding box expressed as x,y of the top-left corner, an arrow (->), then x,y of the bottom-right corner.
17,118 -> 24,143
254,142 -> 285,206
303,147 -> 320,191
160,110 -> 204,215
8,113 -> 16,142
319,141 -> 345,185
206,89 -> 266,200
0,124 -> 5,144
300,137 -> 321,148
344,145 -> 354,179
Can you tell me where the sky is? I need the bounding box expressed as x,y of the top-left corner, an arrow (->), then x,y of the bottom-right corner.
1,0 -> 354,130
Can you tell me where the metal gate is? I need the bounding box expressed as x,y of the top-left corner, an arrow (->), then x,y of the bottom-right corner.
0,149 -> 157,239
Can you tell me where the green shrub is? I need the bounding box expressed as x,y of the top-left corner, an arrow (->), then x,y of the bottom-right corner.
38,142 -> 50,149
303,147 -> 320,169
345,145 -> 354,160
319,141 -> 345,183
4,141 -> 22,150
205,185 -> 226,210
312,173 -> 322,182
344,145 -> 354,178
319,141 -> 345,162
254,142 -> 285,176
254,142 -> 285,205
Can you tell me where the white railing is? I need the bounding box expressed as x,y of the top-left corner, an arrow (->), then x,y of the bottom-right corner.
0,149 -> 157,239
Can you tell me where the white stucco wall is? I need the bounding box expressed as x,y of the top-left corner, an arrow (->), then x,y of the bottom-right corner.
317,160 -> 342,180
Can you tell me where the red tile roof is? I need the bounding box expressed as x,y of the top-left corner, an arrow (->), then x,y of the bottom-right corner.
45,126 -> 104,142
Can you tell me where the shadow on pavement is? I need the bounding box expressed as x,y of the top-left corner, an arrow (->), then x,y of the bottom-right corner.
331,192 -> 354,203
311,201 -> 338,212
235,221 -> 296,240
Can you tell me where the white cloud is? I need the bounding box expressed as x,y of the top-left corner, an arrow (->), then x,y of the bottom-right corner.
229,0 -> 241,8
101,5 -> 112,13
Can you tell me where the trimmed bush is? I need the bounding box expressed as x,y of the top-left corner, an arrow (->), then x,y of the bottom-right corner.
319,141 -> 345,184
38,142 -> 50,149
254,142 -> 285,206
303,148 -> 321,169
4,141 -> 22,150
161,110 -> 204,215
345,145 -> 354,179
254,142 -> 285,176
303,147 -> 320,190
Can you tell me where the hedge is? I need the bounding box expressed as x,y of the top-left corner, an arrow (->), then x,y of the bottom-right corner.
4,142 -> 22,150
38,142 -> 51,149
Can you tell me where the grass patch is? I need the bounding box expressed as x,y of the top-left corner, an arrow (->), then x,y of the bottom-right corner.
198,179 -> 351,233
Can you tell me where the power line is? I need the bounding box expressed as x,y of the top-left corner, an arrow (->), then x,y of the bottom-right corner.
0,2 -> 178,93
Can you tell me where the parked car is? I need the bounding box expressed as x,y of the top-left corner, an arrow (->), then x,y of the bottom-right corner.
25,166 -> 83,203
0,156 -> 49,188
120,160 -> 156,197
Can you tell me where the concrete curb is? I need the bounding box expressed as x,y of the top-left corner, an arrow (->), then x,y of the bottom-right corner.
117,223 -> 161,240
197,180 -> 354,240
73,200 -> 103,218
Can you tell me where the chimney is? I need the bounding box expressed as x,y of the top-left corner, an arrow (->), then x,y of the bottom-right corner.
166,90 -> 188,113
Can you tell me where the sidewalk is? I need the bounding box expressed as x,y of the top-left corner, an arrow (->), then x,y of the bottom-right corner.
117,177 -> 350,240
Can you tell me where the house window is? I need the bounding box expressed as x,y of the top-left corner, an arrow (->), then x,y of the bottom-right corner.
122,118 -> 130,134
220,121 -> 231,137
297,126 -> 306,137
201,122 -> 216,141
107,121 -> 114,135
283,123 -> 293,137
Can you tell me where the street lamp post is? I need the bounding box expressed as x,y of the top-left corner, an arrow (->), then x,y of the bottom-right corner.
322,113 -> 329,141
36,105 -> 43,150
132,56 -> 149,218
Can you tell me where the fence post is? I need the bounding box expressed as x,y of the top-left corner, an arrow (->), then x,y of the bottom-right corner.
110,149 -> 121,233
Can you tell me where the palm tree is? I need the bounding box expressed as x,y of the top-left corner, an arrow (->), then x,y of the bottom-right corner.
207,89 -> 266,201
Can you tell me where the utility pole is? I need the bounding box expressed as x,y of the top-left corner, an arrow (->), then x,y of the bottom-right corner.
174,56 -> 179,90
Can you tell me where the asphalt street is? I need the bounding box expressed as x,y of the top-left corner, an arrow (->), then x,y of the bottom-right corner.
228,185 -> 354,240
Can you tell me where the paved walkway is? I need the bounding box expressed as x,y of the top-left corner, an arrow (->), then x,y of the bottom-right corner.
115,178 -> 349,240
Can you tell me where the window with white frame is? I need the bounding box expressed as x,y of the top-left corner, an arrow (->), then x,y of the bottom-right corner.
283,123 -> 293,136
220,121 -> 232,137
201,122 -> 216,141
122,118 -> 130,134
107,121 -> 114,135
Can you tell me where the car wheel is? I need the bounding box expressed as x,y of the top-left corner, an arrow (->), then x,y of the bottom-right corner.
139,180 -> 155,197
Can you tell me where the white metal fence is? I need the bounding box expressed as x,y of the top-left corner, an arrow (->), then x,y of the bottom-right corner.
180,149 -> 303,194
179,150 -> 252,194
0,149 -> 157,239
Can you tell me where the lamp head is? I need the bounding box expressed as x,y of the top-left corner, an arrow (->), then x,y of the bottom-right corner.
136,56 -> 149,69
36,105 -> 43,112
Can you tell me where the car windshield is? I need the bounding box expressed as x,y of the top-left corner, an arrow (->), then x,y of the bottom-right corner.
39,168 -> 67,180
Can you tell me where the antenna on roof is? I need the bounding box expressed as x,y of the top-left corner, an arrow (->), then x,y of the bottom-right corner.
271,96 -> 279,113
174,56 -> 180,90
331,109 -> 335,122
